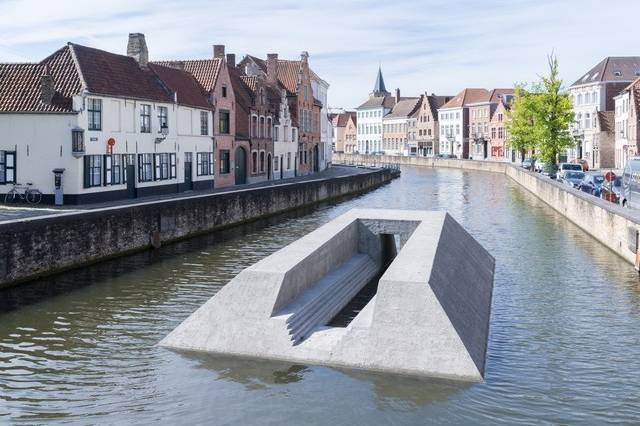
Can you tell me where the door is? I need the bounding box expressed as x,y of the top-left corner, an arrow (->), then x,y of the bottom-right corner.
280,156 -> 283,180
126,164 -> 136,198
235,147 -> 247,185
184,154 -> 193,191
313,145 -> 319,172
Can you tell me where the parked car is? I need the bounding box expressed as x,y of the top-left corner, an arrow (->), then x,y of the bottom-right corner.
601,176 -> 622,204
556,163 -> 583,179
560,170 -> 586,188
521,158 -> 533,170
578,173 -> 605,196
572,158 -> 589,172
435,154 -> 457,159
621,157 -> 640,208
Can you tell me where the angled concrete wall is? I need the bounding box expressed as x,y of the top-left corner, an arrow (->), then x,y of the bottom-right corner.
161,208 -> 495,381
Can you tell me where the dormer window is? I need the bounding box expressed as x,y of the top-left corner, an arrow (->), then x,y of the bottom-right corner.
614,71 -> 623,77
222,86 -> 228,98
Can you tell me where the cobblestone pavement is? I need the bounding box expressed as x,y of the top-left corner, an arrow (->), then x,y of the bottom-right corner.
0,165 -> 378,222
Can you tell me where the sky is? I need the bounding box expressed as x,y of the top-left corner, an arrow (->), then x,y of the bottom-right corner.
1,0 -> 639,109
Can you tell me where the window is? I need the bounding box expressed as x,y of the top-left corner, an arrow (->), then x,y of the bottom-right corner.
140,104 -> 151,133
585,113 -> 591,129
158,106 -> 168,132
138,154 -> 154,182
0,151 -> 16,184
110,154 -> 122,185
267,117 -> 272,138
252,151 -> 258,173
220,150 -> 230,174
222,85 -> 227,98
123,154 -> 135,183
274,126 -> 279,141
491,127 -> 496,138
219,110 -> 230,134
251,115 -> 258,137
84,155 -> 102,187
154,153 -> 176,180
260,151 -> 265,172
274,157 -> 279,171
498,128 -> 504,139
260,117 -> 265,138
287,152 -> 291,169
200,111 -> 209,135
72,129 -> 84,153
196,152 -> 214,176
88,98 -> 102,131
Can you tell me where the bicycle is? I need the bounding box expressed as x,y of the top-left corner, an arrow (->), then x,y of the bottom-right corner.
4,183 -> 42,204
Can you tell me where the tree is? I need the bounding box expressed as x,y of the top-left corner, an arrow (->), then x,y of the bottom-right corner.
506,54 -> 575,170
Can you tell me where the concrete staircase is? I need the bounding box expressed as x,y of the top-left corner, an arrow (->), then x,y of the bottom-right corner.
274,254 -> 378,344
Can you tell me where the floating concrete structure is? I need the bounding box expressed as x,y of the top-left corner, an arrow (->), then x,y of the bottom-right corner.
160,208 -> 495,381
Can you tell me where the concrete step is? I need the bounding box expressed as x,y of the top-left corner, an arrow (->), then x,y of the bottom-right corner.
275,254 -> 378,344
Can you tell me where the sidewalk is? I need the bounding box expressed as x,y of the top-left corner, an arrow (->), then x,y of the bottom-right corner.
0,165 -> 376,221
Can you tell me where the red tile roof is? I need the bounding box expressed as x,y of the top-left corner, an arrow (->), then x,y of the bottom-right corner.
153,59 -> 223,92
333,111 -> 356,127
70,43 -> 169,102
440,88 -> 489,109
148,63 -> 210,109
0,45 -> 81,113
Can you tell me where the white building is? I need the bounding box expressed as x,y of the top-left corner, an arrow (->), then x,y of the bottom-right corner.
567,56 -> 640,167
437,89 -> 488,158
356,67 -> 395,154
0,35 -> 213,204
614,86 -> 632,169
311,72 -> 331,169
273,89 -> 299,179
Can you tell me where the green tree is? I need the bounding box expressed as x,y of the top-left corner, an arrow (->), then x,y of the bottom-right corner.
507,54 -> 575,170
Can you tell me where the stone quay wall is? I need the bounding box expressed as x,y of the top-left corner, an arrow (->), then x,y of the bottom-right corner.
334,153 -> 640,267
0,168 -> 399,288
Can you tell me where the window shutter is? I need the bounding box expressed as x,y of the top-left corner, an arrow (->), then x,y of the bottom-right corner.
170,154 -> 176,179
83,156 -> 90,188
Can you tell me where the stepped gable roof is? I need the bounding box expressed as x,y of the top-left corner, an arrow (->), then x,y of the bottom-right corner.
384,97 -> 420,119
440,88 -> 489,109
0,45 -> 82,113
153,58 -> 223,92
147,63 -> 209,109
70,43 -> 169,102
572,57 -> 640,87
597,111 -> 615,132
245,54 -> 323,95
357,95 -> 396,109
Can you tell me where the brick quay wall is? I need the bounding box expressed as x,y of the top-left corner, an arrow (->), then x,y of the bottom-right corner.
334,153 -> 640,267
0,167 -> 399,288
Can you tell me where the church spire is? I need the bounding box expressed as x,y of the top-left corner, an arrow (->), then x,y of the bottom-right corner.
371,66 -> 389,97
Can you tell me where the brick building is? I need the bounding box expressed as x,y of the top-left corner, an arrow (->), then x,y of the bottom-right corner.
414,92 -> 451,156
468,89 -> 513,160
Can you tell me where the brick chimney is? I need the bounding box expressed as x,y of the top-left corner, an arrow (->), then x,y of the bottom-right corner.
267,53 -> 278,85
300,51 -> 309,63
213,45 -> 225,59
226,53 -> 236,68
127,33 -> 149,67
39,67 -> 55,105
395,88 -> 401,103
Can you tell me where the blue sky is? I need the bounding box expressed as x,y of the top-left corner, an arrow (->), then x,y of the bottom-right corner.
1,0 -> 639,109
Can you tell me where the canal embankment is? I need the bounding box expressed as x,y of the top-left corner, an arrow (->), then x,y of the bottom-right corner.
334,153 -> 640,267
0,166 -> 399,288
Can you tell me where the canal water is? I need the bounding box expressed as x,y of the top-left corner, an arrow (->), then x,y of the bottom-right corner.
1,166 -> 639,424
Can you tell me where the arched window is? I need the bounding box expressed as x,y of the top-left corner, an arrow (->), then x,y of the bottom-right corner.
251,115 -> 257,138
252,151 -> 258,173
267,117 -> 272,138
260,151 -> 265,172
260,117 -> 265,138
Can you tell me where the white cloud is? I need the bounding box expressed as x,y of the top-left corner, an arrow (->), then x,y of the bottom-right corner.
1,0 -> 639,108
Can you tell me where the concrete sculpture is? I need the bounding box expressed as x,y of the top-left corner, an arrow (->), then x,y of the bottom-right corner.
160,208 -> 495,381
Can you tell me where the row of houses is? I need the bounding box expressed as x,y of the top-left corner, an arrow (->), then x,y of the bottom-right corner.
0,33 -> 330,204
332,58 -> 640,170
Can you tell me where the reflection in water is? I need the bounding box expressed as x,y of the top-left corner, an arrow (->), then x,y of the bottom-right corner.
0,166 -> 639,424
